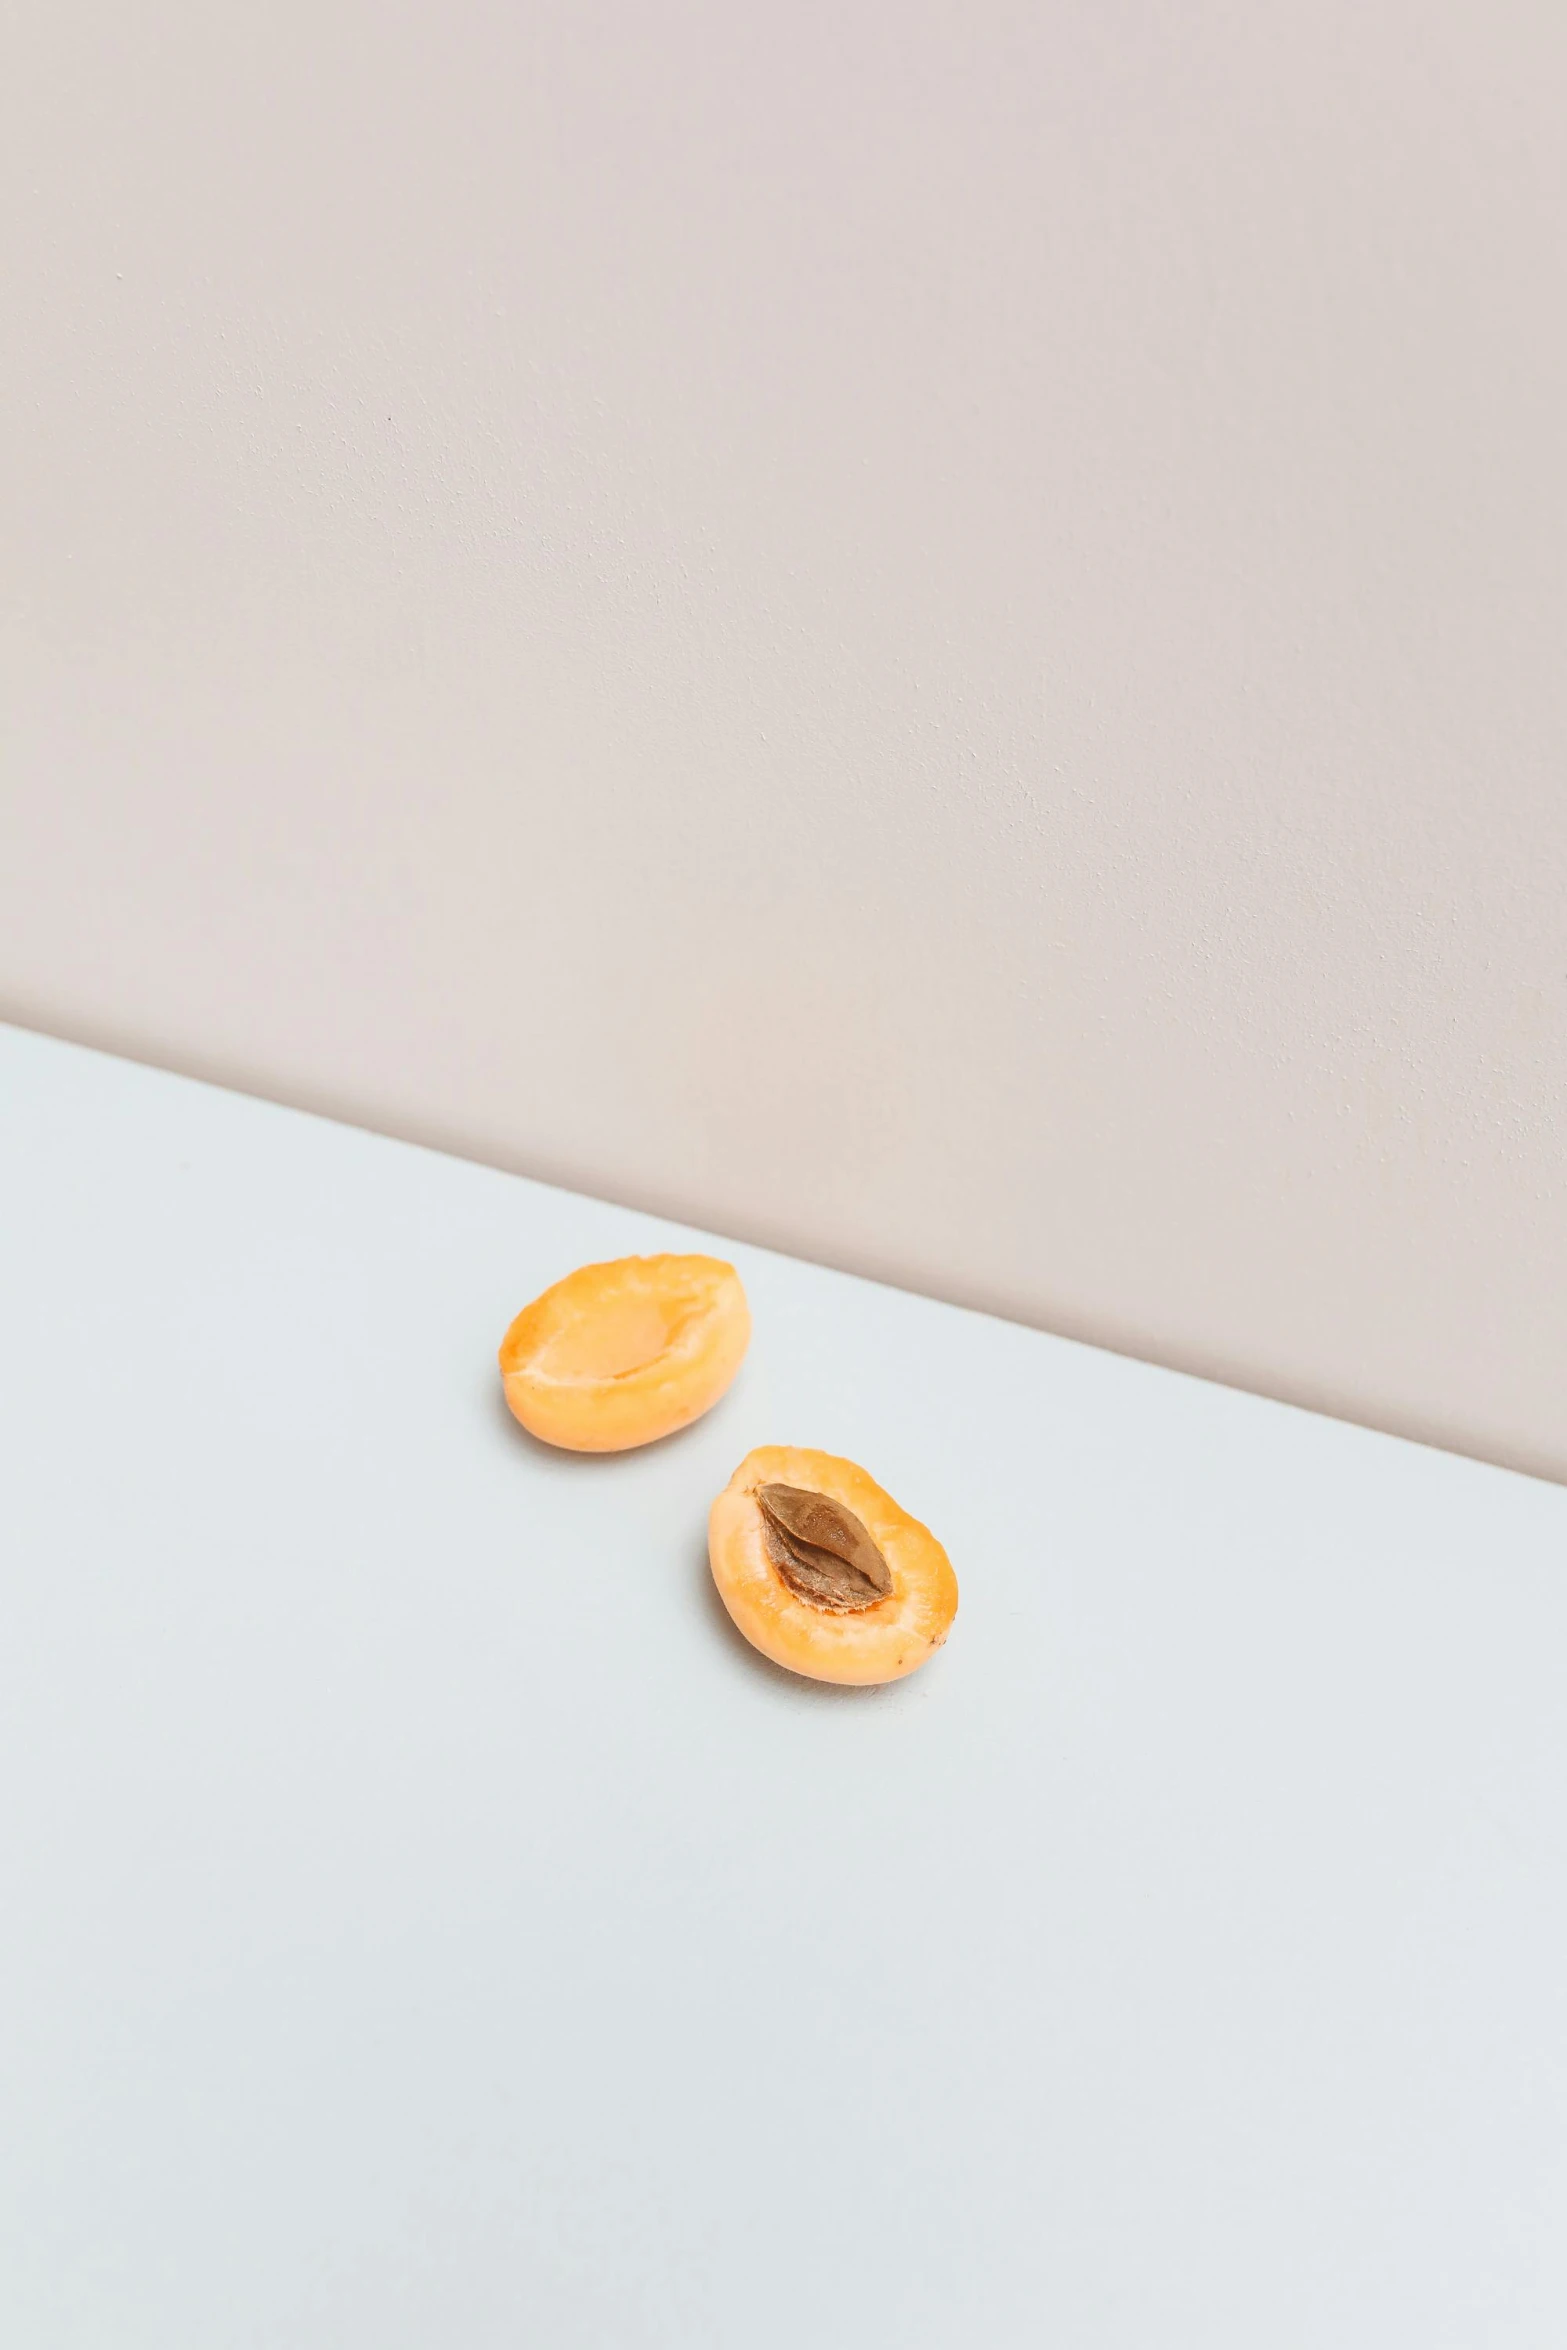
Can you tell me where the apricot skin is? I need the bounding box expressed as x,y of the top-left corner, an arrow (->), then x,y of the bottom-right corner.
710,1446 -> 958,1685
500,1255 -> 750,1452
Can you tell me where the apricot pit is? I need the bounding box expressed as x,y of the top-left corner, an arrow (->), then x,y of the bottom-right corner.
499,1254 -> 750,1451
710,1445 -> 958,1684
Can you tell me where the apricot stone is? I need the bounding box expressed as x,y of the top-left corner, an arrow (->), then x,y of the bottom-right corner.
500,1254 -> 750,1451
709,1445 -> 958,1685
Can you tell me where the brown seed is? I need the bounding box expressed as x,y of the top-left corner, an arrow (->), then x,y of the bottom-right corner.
756,1482 -> 894,1614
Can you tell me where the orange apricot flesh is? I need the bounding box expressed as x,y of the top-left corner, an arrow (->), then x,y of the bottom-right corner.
709,1445 -> 958,1685
500,1254 -> 750,1451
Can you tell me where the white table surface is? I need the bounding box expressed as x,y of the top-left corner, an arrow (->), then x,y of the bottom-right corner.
3,1022 -> 1565,2348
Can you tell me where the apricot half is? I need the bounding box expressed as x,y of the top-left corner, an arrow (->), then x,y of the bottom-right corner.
709,1446 -> 958,1685
499,1255 -> 750,1451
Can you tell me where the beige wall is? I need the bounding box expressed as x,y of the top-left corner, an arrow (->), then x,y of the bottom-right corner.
3,1 -> 1564,1482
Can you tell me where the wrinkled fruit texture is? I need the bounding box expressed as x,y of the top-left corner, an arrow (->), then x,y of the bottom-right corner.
709,1446 -> 958,1685
500,1255 -> 750,1451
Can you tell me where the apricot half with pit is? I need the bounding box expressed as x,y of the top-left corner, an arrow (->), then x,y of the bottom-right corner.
709,1446 -> 958,1685
499,1254 -> 750,1451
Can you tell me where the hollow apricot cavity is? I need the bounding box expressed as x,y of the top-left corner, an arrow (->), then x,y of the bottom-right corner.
709,1446 -> 958,1685
500,1255 -> 750,1451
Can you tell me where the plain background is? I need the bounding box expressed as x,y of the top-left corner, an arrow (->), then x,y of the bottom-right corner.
2,0 -> 1564,1481
7,1024 -> 1567,2346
